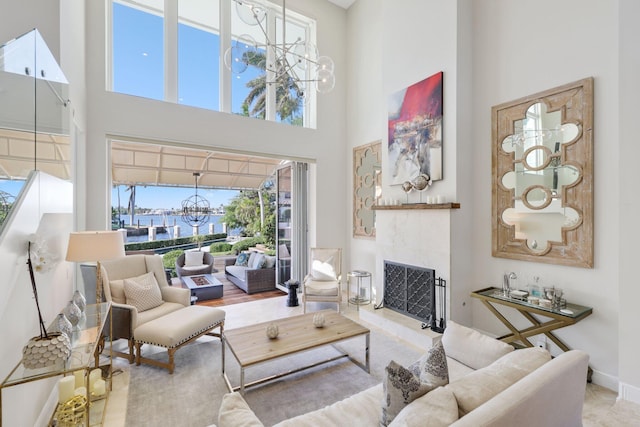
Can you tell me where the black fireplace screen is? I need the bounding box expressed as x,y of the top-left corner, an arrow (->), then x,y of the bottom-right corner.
383,260 -> 446,332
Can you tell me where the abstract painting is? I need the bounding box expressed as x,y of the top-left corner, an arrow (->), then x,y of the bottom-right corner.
388,71 -> 443,185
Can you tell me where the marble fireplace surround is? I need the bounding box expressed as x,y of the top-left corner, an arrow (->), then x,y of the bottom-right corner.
373,209 -> 451,332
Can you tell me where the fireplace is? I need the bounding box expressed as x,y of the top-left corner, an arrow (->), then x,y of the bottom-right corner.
382,260 -> 446,332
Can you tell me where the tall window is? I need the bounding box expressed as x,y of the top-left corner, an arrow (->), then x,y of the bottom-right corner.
108,0 -> 317,127
112,1 -> 164,100
178,0 -> 220,110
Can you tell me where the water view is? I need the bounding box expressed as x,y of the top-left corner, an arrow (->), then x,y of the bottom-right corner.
119,213 -> 238,243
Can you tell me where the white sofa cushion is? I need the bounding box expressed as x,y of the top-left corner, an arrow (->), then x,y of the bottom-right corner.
123,271 -> 163,312
185,251 -> 205,266
226,265 -> 248,281
381,340 -> 449,426
445,347 -> 551,417
441,321 -> 514,370
218,392 -> 264,427
389,386 -> 459,427
251,253 -> 266,269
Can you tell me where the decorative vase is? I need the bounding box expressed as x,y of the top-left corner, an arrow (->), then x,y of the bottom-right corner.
312,313 -> 325,328
64,300 -> 82,328
56,313 -> 73,340
266,323 -> 279,339
22,333 -> 72,369
72,290 -> 86,313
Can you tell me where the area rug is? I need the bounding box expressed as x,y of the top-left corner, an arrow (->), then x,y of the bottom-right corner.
125,329 -> 423,426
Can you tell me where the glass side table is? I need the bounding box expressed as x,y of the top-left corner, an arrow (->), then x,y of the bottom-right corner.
1,302 -> 112,426
347,270 -> 372,311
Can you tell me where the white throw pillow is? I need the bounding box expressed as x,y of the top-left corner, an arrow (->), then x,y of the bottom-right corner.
123,271 -> 163,312
381,340 -> 449,426
311,257 -> 337,281
264,255 -> 276,269
218,392 -> 264,427
247,252 -> 258,269
251,253 -> 266,269
185,251 -> 205,267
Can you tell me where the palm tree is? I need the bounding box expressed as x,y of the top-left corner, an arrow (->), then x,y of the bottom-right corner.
242,51 -> 304,124
126,185 -> 136,226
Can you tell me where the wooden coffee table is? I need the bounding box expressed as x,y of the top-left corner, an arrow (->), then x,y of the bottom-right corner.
222,310 -> 370,394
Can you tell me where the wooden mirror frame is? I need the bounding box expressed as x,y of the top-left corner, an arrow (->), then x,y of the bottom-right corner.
353,141 -> 382,238
492,78 -> 594,268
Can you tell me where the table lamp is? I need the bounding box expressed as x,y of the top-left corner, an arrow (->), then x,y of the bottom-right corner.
65,231 -> 125,303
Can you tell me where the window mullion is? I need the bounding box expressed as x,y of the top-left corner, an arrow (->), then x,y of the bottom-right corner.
265,6 -> 277,122
219,0 -> 231,113
165,0 -> 178,103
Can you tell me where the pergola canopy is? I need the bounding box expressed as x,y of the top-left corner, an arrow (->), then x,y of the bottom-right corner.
111,140 -> 284,190
0,129 -> 283,191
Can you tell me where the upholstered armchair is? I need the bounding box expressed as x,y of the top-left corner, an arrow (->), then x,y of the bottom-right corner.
302,248 -> 342,313
175,251 -> 215,278
100,254 -> 190,362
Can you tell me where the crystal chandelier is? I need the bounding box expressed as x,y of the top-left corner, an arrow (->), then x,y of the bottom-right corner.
226,0 -> 335,96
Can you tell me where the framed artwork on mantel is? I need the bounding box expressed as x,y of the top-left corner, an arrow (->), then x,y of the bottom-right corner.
353,141 -> 381,238
387,71 -> 443,186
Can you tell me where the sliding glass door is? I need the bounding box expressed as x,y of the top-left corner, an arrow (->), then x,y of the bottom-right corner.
275,162 -> 308,291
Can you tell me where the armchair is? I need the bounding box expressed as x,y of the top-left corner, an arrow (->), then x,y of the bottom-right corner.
100,254 -> 190,362
302,248 -> 342,313
176,251 -> 215,278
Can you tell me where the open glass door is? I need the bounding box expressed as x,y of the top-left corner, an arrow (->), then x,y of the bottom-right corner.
275,162 -> 308,292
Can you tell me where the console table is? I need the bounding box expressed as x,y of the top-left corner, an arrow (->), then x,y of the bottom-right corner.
1,303 -> 112,426
471,287 -> 593,381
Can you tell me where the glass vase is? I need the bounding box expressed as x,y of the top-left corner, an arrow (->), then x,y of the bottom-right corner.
56,313 -> 73,340
64,300 -> 82,328
72,290 -> 86,313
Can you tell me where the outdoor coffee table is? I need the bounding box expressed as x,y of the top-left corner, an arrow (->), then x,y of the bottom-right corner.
182,274 -> 223,301
222,310 -> 370,394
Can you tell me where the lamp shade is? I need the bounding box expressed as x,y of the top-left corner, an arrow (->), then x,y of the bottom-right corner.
65,231 -> 125,263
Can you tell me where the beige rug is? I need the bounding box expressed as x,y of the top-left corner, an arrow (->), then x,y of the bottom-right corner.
124,330 -> 421,426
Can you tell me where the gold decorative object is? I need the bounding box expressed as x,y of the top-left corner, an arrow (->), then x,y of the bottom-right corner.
56,395 -> 87,427
492,78 -> 593,267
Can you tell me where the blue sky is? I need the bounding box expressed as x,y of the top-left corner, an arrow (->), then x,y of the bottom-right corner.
111,185 -> 238,210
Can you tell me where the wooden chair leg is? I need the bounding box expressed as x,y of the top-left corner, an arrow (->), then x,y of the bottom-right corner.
128,338 -> 135,363
135,342 -> 142,366
167,348 -> 176,374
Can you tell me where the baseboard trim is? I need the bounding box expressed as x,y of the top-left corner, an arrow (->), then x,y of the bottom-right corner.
619,381 -> 640,404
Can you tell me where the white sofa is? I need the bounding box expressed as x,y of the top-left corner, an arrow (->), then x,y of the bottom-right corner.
216,321 -> 589,427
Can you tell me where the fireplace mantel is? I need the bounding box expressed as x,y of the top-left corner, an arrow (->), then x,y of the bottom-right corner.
372,202 -> 460,210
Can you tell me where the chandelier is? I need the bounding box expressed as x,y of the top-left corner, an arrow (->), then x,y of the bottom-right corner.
226,0 -> 335,96
181,172 -> 211,228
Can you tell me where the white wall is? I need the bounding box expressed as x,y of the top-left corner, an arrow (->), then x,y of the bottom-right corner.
618,0 -> 640,403
346,0 -> 632,396
346,0 -> 474,322
470,0 -> 619,389
0,172 -> 73,426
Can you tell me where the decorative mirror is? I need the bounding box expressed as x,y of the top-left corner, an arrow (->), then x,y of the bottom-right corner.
492,78 -> 593,268
353,141 -> 382,238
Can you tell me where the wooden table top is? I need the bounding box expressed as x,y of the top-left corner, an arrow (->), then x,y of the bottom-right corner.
224,310 -> 370,367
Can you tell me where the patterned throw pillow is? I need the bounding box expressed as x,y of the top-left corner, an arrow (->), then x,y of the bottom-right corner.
235,252 -> 249,266
381,340 -> 449,426
123,272 -> 163,312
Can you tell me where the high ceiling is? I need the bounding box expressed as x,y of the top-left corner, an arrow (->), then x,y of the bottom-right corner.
0,129 -> 284,190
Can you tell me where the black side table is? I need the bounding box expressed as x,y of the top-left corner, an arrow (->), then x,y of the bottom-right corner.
286,281 -> 300,307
